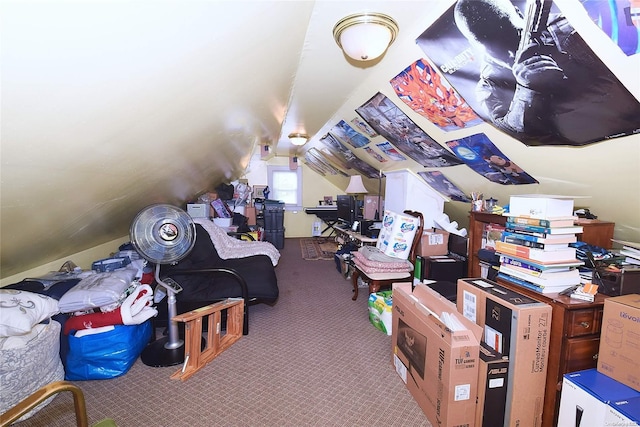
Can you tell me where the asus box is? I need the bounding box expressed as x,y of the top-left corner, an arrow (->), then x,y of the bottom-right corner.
456,278 -> 552,427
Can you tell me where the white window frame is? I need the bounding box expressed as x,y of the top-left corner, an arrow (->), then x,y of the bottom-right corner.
267,165 -> 302,210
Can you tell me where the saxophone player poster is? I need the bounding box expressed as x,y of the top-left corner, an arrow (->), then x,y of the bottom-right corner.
416,0 -> 640,146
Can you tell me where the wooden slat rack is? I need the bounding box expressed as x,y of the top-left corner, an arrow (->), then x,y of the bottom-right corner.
171,298 -> 244,381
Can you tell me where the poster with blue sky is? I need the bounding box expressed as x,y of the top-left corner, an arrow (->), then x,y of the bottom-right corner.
376,141 -> 407,161
446,133 -> 538,185
319,133 -> 379,178
330,120 -> 370,148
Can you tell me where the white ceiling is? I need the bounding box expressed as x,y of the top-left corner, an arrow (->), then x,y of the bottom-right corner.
1,0 -> 639,279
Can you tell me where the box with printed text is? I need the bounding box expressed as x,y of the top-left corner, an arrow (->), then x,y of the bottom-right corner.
456,278 -> 551,427
597,293 -> 640,392
392,282 -> 481,427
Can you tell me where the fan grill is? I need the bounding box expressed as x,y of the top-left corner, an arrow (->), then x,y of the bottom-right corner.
130,204 -> 196,264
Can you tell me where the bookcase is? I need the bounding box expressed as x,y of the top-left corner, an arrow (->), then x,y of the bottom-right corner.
467,212 -> 615,277
466,211 -> 614,426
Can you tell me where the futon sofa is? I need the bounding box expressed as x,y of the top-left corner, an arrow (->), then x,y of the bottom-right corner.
153,219 -> 280,331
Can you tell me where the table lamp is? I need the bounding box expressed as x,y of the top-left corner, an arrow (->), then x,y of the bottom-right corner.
345,175 -> 368,226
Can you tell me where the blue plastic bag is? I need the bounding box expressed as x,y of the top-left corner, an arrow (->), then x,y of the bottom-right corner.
65,321 -> 152,380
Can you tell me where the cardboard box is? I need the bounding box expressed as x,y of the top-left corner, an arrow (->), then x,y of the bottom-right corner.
376,210 -> 420,260
605,395 -> 640,425
509,194 -> 573,218
508,194 -> 574,219
597,293 -> 640,391
418,228 -> 449,257
392,282 -> 482,427
363,195 -> 384,220
476,342 -> 509,427
456,278 -> 552,427
213,218 -> 232,227
558,369 -> 640,427
245,206 -> 257,225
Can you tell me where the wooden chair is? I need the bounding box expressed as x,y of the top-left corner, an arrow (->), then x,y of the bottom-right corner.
0,381 -> 116,427
351,210 -> 424,301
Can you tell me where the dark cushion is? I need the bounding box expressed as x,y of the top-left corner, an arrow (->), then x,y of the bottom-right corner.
161,224 -> 279,304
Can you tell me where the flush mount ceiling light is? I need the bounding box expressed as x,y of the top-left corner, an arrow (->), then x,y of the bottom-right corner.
333,13 -> 399,61
288,133 -> 309,146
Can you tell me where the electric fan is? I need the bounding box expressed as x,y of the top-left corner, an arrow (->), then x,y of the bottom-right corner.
130,204 -> 197,367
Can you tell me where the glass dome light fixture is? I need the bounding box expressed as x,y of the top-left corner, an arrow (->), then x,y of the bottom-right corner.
288,133 -> 309,146
333,12 -> 399,61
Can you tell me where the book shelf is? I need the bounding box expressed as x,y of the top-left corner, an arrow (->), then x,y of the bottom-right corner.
467,212 -> 615,277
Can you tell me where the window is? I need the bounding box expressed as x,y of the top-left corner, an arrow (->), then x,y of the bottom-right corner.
267,165 -> 302,209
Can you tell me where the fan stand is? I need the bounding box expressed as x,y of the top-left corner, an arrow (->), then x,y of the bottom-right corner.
131,203 -> 204,368
140,264 -> 186,367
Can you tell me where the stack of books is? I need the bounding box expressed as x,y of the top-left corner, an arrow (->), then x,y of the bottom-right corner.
614,240 -> 640,266
495,196 -> 584,294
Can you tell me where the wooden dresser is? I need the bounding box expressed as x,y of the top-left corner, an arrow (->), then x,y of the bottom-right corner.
496,279 -> 606,427
465,212 -> 614,426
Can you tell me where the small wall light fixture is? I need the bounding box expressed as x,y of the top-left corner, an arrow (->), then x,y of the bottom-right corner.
333,13 -> 399,61
288,133 -> 309,146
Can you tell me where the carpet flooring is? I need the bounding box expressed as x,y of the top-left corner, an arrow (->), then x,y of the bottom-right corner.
14,238 -> 431,427
299,237 -> 338,260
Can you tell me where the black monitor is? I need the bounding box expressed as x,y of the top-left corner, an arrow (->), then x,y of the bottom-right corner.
336,195 -> 356,226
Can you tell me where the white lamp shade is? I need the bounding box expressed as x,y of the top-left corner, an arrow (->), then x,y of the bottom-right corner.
345,175 -> 368,194
288,133 -> 308,146
339,24 -> 392,61
333,13 -> 398,62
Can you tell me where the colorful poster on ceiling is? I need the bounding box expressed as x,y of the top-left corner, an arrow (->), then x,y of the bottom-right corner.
356,92 -> 461,167
416,0 -> 640,146
350,117 -> 378,138
318,148 -> 351,173
579,0 -> 640,56
363,146 -> 387,163
304,148 -> 348,177
376,141 -> 407,161
319,133 -> 380,178
417,171 -> 471,202
446,133 -> 538,185
390,58 -> 483,131
330,120 -> 370,148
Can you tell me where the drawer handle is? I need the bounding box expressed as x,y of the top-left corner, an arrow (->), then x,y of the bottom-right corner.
593,353 -> 599,361
579,321 -> 590,329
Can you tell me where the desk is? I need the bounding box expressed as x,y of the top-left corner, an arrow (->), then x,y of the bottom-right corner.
304,206 -> 338,235
333,226 -> 377,246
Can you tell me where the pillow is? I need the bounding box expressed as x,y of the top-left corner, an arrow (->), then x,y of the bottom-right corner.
0,290 -> 59,337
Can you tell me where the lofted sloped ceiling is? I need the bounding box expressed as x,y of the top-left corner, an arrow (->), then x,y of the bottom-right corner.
1,0 -> 639,280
